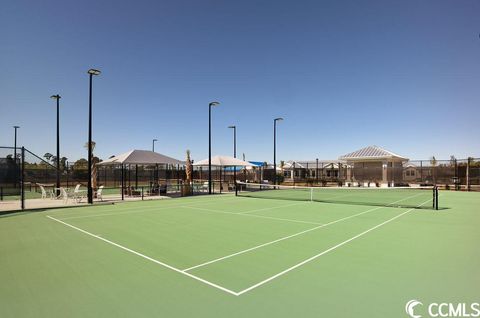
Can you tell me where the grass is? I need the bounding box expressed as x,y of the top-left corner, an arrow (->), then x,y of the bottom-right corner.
0,191 -> 479,318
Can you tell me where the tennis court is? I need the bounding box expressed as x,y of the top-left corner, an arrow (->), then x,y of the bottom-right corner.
1,189 -> 479,318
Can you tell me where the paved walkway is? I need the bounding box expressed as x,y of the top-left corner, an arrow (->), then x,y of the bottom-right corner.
0,194 -> 173,213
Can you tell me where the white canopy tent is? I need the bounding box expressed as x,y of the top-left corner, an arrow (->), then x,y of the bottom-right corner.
97,150 -> 184,166
193,155 -> 253,193
193,155 -> 252,167
96,150 -> 184,200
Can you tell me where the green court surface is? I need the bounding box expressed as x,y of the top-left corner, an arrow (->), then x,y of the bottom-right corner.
0,191 -> 479,318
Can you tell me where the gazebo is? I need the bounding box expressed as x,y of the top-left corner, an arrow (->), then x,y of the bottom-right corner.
339,145 -> 408,187
97,150 -> 184,199
193,155 -> 252,167
193,155 -> 252,192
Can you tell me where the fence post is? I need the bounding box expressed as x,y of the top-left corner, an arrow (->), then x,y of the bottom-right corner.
21,147 -> 25,210
466,158 -> 471,191
420,160 -> 423,183
121,164 -> 124,201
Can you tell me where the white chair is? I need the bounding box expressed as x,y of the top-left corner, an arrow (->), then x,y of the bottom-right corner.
60,187 -> 72,203
39,185 -> 53,199
96,186 -> 104,201
72,184 -> 81,193
72,184 -> 86,202
202,182 -> 209,192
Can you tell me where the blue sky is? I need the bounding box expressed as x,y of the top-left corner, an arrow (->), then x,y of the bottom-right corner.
1,0 -> 479,163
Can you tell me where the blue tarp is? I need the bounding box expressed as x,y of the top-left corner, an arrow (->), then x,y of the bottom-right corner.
224,161 -> 265,171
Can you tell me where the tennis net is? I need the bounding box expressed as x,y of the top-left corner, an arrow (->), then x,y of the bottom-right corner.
235,182 -> 439,210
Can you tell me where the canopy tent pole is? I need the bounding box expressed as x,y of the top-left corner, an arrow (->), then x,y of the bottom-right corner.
135,164 -> 138,188
177,164 -> 180,186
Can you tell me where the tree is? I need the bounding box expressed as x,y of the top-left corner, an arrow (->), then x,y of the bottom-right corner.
450,155 -> 456,167
73,158 -> 88,170
430,156 -> 437,184
183,150 -> 193,196
60,157 -> 68,172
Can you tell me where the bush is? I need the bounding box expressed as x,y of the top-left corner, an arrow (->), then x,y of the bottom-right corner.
276,174 -> 284,184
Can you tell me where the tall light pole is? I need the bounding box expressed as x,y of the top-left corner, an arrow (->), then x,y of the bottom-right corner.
208,101 -> 220,194
13,126 -> 20,160
228,125 -> 236,185
152,139 -> 158,152
51,94 -> 61,195
87,68 -> 101,204
273,117 -> 283,185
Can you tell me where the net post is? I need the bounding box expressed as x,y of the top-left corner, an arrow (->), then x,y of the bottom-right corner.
235,182 -> 238,196
435,186 -> 439,210
432,186 -> 435,209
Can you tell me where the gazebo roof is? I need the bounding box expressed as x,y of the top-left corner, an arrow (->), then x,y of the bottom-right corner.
97,150 -> 184,166
193,155 -> 252,167
339,145 -> 408,161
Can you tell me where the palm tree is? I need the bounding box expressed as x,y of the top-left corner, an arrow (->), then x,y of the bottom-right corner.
44,153 -> 53,162
184,150 -> 193,196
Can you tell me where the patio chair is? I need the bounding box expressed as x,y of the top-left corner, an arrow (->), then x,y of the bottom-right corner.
59,187 -> 73,204
96,186 -> 104,201
202,182 -> 209,192
160,184 -> 167,195
72,184 -> 86,202
39,184 -> 53,199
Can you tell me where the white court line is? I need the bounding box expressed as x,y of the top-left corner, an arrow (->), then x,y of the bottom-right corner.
182,192 -> 426,272
58,196 -> 241,220
183,204 -> 322,225
46,215 -> 239,296
235,197 -> 432,296
47,192 -> 432,297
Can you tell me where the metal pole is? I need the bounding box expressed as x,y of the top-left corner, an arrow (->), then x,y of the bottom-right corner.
135,164 -> 138,188
273,118 -> 283,185
121,164 -> 124,200
153,139 -> 157,152
466,158 -> 471,191
228,125 -> 237,187
234,127 -> 236,185
13,126 -> 19,189
21,147 -> 25,210
87,73 -> 93,204
273,120 -> 276,185
66,161 -> 70,189
13,126 -> 19,160
316,158 -> 319,184
208,102 -> 220,194
86,69 -> 100,204
209,104 -> 212,194
54,95 -> 61,196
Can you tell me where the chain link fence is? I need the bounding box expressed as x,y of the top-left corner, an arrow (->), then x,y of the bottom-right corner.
259,158 -> 480,190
